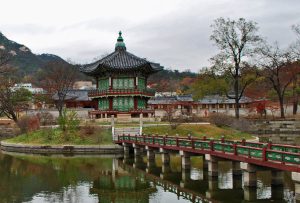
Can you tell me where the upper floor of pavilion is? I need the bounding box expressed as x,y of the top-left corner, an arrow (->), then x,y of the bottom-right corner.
80,31 -> 164,78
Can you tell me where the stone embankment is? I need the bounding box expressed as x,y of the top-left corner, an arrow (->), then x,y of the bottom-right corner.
0,141 -> 123,155
253,120 -> 300,144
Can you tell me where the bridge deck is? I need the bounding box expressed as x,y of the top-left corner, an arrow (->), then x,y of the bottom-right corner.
116,134 -> 300,172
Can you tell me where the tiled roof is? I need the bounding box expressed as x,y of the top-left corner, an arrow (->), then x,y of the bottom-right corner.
53,90 -> 91,101
148,95 -> 194,104
198,95 -> 252,104
80,32 -> 163,75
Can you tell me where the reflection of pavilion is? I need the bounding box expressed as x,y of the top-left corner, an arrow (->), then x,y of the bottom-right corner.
90,160 -> 157,203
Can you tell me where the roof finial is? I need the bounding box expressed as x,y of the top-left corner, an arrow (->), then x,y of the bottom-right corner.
115,31 -> 126,51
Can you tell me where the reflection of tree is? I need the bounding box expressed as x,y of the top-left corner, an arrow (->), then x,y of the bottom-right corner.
0,153 -> 113,202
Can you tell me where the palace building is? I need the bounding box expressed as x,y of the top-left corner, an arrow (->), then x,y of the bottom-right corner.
80,31 -> 163,119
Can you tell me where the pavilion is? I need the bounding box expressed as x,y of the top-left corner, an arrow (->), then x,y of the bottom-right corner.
80,31 -> 163,119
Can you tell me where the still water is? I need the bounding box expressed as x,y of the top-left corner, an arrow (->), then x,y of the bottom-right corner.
0,150 -> 297,203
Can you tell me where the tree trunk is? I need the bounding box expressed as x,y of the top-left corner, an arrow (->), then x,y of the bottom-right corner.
235,99 -> 240,119
279,97 -> 285,118
293,99 -> 298,115
292,76 -> 298,115
234,72 -> 240,119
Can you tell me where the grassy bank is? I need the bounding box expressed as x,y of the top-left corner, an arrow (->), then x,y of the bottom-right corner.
143,124 -> 253,140
4,123 -> 254,146
5,127 -> 112,145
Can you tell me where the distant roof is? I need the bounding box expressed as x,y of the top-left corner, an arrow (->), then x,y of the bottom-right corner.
53,90 -> 91,101
148,94 -> 194,104
80,31 -> 163,76
198,95 -> 253,104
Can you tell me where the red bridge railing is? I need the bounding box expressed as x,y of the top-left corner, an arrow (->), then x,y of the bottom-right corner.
116,134 -> 300,172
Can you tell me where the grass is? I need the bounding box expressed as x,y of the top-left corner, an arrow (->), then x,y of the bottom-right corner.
5,127 -> 113,145
143,124 -> 254,140
5,123 -> 254,146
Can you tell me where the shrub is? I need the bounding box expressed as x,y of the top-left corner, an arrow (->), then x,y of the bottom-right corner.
209,113 -> 234,127
58,109 -> 80,132
58,109 -> 80,141
80,124 -> 96,136
17,115 -> 40,133
209,113 -> 253,132
36,111 -> 55,126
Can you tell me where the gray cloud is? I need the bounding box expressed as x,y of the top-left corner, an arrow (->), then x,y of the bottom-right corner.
2,0 -> 299,72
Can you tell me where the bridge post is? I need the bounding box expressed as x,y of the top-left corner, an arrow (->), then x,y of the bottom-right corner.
206,176 -> 219,199
180,151 -> 191,170
243,185 -> 257,201
160,148 -> 170,165
122,142 -> 131,157
232,161 -> 242,176
240,162 -> 257,187
292,172 -> 300,202
145,146 -> 155,162
205,154 -> 219,177
271,170 -> 284,186
133,143 -> 142,157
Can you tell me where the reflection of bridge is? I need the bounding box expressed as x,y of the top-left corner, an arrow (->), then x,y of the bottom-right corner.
119,159 -> 217,203
116,135 -> 300,202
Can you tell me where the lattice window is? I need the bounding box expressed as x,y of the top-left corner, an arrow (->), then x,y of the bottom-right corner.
138,78 -> 145,90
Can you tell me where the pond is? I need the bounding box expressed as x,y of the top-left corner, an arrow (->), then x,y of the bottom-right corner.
0,151 -> 297,203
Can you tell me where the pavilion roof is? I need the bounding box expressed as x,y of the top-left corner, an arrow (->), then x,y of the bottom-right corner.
80,31 -> 163,76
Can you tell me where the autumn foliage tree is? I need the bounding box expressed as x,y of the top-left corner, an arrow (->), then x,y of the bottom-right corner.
257,42 -> 297,118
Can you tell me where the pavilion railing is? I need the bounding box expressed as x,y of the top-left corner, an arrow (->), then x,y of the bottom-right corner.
88,88 -> 155,97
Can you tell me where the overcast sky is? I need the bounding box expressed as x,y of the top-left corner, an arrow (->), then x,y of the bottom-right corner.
0,0 -> 299,72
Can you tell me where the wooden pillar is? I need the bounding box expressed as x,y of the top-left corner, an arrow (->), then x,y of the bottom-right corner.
109,76 -> 112,89
109,97 -> 113,110
96,77 -> 99,89
134,97 -> 138,110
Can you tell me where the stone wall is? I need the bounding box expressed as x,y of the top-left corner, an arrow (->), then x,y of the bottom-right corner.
0,126 -> 19,140
254,120 -> 300,144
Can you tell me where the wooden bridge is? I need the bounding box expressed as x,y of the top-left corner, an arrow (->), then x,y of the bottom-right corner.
115,134 -> 300,201
116,134 -> 300,172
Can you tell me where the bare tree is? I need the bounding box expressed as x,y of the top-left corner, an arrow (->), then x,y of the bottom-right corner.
0,73 -> 32,122
291,24 -> 300,59
257,42 -> 296,118
210,17 -> 262,118
39,61 -> 77,117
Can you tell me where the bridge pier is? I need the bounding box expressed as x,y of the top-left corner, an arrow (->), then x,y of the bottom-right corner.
145,146 -> 156,162
232,161 -> 242,176
206,176 -> 219,199
160,148 -> 170,165
271,170 -> 284,186
180,151 -> 191,170
241,162 -> 258,187
205,154 -> 219,177
292,172 -> 300,202
122,143 -> 131,157
180,169 -> 191,188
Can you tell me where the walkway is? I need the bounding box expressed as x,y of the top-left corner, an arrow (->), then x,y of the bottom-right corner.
116,134 -> 300,172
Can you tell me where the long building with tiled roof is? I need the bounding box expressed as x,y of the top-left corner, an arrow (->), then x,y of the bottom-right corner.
80,31 -> 163,119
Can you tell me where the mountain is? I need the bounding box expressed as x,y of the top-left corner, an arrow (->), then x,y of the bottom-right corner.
0,32 -> 67,75
0,32 -> 197,90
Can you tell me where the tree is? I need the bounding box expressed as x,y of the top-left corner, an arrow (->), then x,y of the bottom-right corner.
38,61 -> 77,117
0,77 -> 32,122
189,69 -> 229,100
257,42 -> 296,118
210,17 -> 262,118
291,24 -> 300,59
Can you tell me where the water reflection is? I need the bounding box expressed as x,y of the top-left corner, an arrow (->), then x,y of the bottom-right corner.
0,151 -> 297,203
